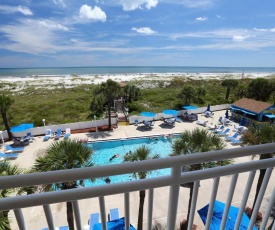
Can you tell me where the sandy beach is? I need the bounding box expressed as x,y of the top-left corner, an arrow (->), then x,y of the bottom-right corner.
1,72 -> 275,92
4,110 -> 275,230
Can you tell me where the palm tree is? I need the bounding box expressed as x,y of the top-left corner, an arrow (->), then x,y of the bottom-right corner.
241,125 -> 275,211
124,145 -> 159,230
178,85 -> 196,106
91,79 -> 123,129
221,79 -> 238,100
170,128 -> 231,230
0,161 -> 26,230
32,139 -> 94,230
0,94 -> 14,140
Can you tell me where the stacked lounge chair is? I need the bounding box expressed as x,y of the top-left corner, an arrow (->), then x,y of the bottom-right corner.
43,129 -> 52,141
225,132 -> 239,141
0,152 -> 19,160
89,213 -> 99,230
109,208 -> 119,221
5,144 -> 24,153
64,128 -> 71,139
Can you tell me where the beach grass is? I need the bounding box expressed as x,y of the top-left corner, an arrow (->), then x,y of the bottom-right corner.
0,77 -> 273,130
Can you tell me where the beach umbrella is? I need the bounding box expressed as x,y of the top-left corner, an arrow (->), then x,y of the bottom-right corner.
183,105 -> 198,110
207,104 -> 211,112
10,123 -> 34,133
225,110 -> 229,119
240,117 -> 246,126
162,110 -> 178,117
197,200 -> 257,230
93,217 -> 136,230
140,111 -> 156,117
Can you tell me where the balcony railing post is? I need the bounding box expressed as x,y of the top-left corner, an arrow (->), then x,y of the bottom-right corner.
14,209 -> 27,230
43,204 -> 55,230
220,174 -> 238,229
72,200 -> 82,230
147,188 -> 154,230
260,186 -> 275,230
124,192 -> 130,230
234,170 -> 256,230
205,177 -> 220,230
248,167 -> 273,230
99,196 -> 107,230
187,180 -> 200,230
167,165 -> 181,230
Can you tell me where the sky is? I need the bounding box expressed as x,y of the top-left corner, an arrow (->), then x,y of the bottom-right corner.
0,0 -> 275,68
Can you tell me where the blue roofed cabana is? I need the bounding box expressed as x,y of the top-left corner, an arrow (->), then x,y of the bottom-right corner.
230,98 -> 275,124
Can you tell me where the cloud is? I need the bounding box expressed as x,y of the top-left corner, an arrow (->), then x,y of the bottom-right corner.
0,5 -> 33,15
132,27 -> 157,34
253,27 -> 275,32
119,0 -> 158,11
79,5 -> 106,22
196,16 -> 208,21
232,35 -> 248,41
52,0 -> 66,7
166,0 -> 214,8
0,19 -> 69,54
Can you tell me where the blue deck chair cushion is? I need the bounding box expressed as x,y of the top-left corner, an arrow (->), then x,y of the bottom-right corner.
110,208 -> 119,221
90,213 -> 100,230
5,144 -> 24,152
0,152 -> 19,158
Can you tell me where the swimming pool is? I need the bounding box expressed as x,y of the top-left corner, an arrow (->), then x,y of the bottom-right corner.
85,134 -> 180,186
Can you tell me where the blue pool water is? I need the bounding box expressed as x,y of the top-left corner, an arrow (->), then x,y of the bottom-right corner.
85,134 -> 179,186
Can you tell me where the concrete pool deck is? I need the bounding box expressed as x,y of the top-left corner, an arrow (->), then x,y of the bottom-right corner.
5,110 -> 275,230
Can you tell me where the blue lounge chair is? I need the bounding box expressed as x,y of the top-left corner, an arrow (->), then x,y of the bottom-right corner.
89,213 -> 100,230
225,132 -> 239,141
109,208 -> 119,221
5,144 -> 24,153
0,152 -> 19,159
26,132 -> 34,142
43,129 -> 52,141
173,115 -> 182,123
217,128 -> 230,136
134,119 -> 139,126
42,226 -> 68,230
54,129 -> 62,140
231,138 -> 243,145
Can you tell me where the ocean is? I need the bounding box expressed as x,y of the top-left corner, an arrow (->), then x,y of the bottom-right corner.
0,66 -> 275,78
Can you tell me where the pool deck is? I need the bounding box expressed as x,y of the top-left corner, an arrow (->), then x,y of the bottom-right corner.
5,110 -> 274,230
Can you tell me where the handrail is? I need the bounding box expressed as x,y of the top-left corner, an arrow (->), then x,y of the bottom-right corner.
0,155 -> 274,211
0,142 -> 275,190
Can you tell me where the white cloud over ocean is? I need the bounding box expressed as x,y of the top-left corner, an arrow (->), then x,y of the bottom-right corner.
0,5 -> 33,15
132,27 -> 156,34
79,4 -> 106,22
119,0 -> 158,11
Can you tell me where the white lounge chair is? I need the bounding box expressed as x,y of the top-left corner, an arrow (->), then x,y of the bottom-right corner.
64,128 -> 71,139
43,129 -> 52,141
197,120 -> 208,127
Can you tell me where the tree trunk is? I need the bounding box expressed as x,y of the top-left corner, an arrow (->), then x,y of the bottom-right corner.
107,101 -> 112,129
1,112 -> 12,140
66,201 -> 74,230
252,153 -> 273,211
225,87 -> 230,100
187,183 -> 194,228
252,168 -> 266,211
137,190 -> 146,230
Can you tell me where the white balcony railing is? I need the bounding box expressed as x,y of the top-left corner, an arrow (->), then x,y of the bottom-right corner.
0,143 -> 275,230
